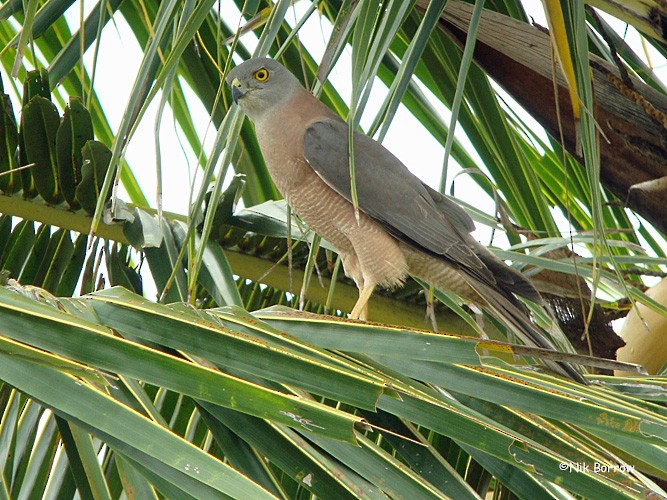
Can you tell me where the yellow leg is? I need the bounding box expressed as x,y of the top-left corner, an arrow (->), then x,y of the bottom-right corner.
350,285 -> 375,320
359,302 -> 369,321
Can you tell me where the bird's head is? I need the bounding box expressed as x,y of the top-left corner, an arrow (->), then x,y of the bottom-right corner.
226,58 -> 302,121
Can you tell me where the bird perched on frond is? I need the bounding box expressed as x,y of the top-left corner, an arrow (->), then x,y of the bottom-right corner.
226,57 -> 583,381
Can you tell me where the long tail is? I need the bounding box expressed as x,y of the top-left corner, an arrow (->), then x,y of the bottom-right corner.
463,277 -> 587,384
404,245 -> 586,382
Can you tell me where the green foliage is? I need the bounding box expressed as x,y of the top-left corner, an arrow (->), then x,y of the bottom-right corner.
0,0 -> 665,498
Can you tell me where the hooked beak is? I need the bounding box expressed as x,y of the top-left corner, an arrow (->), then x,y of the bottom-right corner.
231,78 -> 247,104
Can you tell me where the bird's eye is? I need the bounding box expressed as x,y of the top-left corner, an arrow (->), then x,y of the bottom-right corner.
253,68 -> 269,82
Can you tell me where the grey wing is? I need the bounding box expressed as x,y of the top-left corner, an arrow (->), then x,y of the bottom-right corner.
424,184 -> 541,302
302,119 -> 495,286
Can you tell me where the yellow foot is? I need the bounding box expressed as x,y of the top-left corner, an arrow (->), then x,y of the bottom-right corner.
349,286 -> 374,320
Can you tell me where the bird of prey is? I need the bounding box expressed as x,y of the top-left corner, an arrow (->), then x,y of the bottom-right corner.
227,57 -> 582,380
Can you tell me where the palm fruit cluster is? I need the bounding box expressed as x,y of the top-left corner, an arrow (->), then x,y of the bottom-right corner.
0,69 -> 111,215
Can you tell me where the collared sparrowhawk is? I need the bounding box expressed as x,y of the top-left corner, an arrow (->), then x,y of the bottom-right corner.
227,57 -> 583,381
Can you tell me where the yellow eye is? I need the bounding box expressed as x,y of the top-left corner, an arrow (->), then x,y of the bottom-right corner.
253,68 -> 269,82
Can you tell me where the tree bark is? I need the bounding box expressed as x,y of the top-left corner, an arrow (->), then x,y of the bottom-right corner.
422,0 -> 667,236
